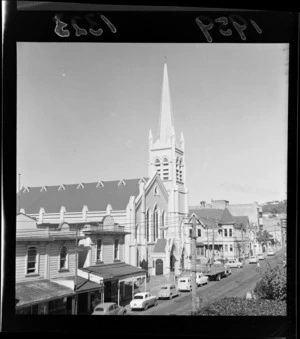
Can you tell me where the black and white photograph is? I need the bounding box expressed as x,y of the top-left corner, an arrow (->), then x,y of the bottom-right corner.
2,1 -> 298,336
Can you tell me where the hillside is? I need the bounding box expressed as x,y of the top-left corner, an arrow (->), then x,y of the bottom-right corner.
262,202 -> 287,214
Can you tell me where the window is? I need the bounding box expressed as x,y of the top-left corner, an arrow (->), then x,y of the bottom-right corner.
179,158 -> 183,182
154,158 -> 161,177
225,244 -> 228,252
189,229 -> 193,237
197,247 -> 204,256
162,157 -> 169,180
224,229 -> 228,237
153,206 -> 159,241
197,229 -> 201,237
60,246 -> 68,270
176,157 -> 180,181
114,239 -> 119,259
96,239 -> 102,261
230,244 -> 233,252
146,209 -> 150,242
27,247 -> 38,274
229,229 -> 232,237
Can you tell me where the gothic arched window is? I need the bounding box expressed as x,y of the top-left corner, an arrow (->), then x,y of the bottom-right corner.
179,158 -> 183,182
162,157 -> 169,181
146,209 -> 150,242
161,210 -> 165,239
153,206 -> 159,241
154,158 -> 161,177
176,157 -> 180,181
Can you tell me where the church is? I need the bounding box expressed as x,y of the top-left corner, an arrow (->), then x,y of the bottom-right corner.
17,63 -> 190,276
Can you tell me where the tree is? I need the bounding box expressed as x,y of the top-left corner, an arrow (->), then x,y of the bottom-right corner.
254,263 -> 286,301
256,229 -> 273,247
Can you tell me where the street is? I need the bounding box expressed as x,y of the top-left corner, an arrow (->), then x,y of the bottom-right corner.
128,249 -> 285,315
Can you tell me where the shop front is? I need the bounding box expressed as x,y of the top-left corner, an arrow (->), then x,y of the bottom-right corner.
78,262 -> 147,306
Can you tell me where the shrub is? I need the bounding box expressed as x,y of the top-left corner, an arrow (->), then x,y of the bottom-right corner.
254,263 -> 286,300
193,297 -> 286,316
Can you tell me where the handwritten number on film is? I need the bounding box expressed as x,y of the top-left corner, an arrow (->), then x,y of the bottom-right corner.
53,13 -> 117,37
195,15 -> 262,42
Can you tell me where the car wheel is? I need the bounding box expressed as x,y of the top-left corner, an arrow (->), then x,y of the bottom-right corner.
144,304 -> 148,311
123,310 -> 127,315
216,274 -> 221,281
154,300 -> 158,306
169,294 -> 172,300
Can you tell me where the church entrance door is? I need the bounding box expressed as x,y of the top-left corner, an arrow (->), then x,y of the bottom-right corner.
155,259 -> 163,275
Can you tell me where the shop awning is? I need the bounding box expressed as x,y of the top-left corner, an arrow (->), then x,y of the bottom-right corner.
16,279 -> 74,308
79,262 -> 147,282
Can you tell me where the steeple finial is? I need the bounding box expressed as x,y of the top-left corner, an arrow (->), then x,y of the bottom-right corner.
158,62 -> 175,142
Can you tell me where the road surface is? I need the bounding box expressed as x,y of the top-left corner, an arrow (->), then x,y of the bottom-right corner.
128,249 -> 284,315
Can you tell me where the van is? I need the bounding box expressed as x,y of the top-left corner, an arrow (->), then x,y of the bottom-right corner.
177,277 -> 192,292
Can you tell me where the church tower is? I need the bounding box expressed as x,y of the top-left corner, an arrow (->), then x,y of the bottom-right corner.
148,63 -> 189,266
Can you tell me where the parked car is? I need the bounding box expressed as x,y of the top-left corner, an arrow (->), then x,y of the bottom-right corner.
195,272 -> 209,286
177,276 -> 192,292
249,256 -> 258,264
227,259 -> 243,268
257,253 -> 265,260
92,302 -> 127,315
158,284 -> 181,300
130,292 -> 157,311
267,249 -> 275,256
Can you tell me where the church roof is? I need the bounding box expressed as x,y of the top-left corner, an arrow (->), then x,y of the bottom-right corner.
18,178 -> 149,214
153,239 -> 167,253
190,208 -> 236,226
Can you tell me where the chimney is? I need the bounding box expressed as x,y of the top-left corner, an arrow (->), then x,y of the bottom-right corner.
200,201 -> 206,208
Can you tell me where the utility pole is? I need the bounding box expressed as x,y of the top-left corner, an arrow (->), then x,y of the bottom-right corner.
190,215 -> 197,314
73,226 -> 78,315
206,221 -> 209,269
212,221 -> 215,264
241,227 -> 245,264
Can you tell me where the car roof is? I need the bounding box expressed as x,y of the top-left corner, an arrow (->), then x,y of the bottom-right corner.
134,292 -> 148,296
161,284 -> 172,287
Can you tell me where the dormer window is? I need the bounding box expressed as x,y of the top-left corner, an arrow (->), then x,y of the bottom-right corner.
118,179 -> 126,186
96,181 -> 104,188
58,184 -> 65,191
77,183 -> 84,189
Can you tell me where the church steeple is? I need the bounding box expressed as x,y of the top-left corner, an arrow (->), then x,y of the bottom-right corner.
159,63 -> 175,142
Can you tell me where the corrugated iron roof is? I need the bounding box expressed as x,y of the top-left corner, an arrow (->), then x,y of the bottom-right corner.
190,208 -> 236,226
16,279 -> 74,308
80,262 -> 146,280
18,179 -> 149,214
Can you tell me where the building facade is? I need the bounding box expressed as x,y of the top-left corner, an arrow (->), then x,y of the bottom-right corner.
189,208 -> 251,262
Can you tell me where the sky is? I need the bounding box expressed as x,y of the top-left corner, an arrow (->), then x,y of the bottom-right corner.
17,43 -> 288,205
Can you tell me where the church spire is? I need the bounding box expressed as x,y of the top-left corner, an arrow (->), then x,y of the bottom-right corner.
159,62 -> 175,142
